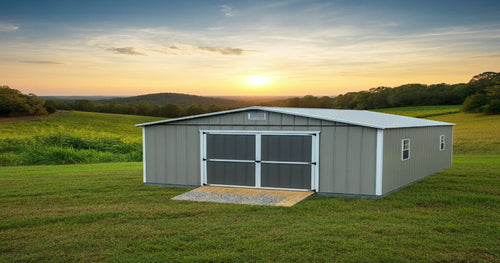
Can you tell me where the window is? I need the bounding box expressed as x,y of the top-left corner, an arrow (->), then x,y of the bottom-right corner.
248,112 -> 266,120
440,135 -> 445,151
402,139 -> 410,160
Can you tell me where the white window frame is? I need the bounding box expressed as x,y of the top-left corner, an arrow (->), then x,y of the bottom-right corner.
199,130 -> 320,191
401,139 -> 410,161
439,135 -> 445,151
248,112 -> 266,120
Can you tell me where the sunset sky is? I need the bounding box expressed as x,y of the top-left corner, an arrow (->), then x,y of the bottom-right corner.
1,0 -> 499,96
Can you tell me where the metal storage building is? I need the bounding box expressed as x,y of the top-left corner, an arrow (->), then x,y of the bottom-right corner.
136,106 -> 454,197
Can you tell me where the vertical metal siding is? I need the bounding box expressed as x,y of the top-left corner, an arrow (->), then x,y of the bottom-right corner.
164,126 -> 178,184
185,125 -> 199,185
321,126 -> 377,195
347,127 -> 362,194
318,121 -> 335,192
360,128 -> 377,195
143,110 -> 378,195
382,126 -> 453,194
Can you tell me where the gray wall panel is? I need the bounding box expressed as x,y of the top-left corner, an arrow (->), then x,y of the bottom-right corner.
382,126 -> 453,194
360,128 -> 377,195
165,126 -> 177,184
332,127 -> 348,193
346,127 -> 362,194
155,126 -> 167,184
318,125 -> 335,193
186,125 -> 199,186
317,126 -> 377,195
174,126 -> 188,185
144,127 -> 156,183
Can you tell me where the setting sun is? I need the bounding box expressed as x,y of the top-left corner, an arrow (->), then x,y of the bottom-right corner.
248,75 -> 269,86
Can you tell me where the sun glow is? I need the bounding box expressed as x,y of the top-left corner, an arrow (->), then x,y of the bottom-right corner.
248,75 -> 269,86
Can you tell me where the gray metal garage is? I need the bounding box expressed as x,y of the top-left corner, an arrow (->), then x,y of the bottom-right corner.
136,106 -> 454,198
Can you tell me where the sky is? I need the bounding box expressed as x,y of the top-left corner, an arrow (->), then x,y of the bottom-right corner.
1,0 -> 499,96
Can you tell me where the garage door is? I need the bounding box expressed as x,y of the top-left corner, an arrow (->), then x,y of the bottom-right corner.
201,131 -> 319,191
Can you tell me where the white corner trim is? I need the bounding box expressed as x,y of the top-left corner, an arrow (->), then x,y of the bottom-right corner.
313,131 -> 320,191
375,129 -> 384,196
142,127 -> 147,183
199,131 -> 206,186
255,134 -> 261,188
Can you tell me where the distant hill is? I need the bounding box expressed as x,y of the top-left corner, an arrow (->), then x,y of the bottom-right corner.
98,93 -> 250,107
40,96 -> 124,102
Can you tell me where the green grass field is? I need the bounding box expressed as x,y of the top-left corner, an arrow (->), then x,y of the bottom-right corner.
1,107 -> 499,262
377,105 -> 500,155
373,105 -> 460,118
0,111 -> 162,165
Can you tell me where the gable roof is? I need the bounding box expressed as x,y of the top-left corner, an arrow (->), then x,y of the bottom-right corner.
136,106 -> 454,129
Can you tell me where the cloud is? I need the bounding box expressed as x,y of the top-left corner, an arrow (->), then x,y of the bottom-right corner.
464,54 -> 500,60
221,5 -> 238,17
0,23 -> 19,32
107,47 -> 147,56
158,44 -> 248,56
197,46 -> 245,55
21,60 -> 65,65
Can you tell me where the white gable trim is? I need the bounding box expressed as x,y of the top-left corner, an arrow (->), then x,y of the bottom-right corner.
136,106 -> 454,129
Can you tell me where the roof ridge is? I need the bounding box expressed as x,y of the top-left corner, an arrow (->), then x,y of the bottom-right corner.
136,106 -> 454,129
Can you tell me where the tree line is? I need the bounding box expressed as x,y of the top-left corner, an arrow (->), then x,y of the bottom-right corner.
1,86 -> 232,118
1,71 -> 498,118
274,72 -> 499,114
44,99 -> 231,118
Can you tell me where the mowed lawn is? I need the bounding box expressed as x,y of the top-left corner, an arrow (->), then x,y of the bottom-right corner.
1,109 -> 499,262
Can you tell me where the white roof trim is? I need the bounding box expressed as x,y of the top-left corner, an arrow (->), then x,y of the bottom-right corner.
136,106 -> 454,129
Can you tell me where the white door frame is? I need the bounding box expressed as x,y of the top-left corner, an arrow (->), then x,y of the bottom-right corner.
199,130 -> 320,191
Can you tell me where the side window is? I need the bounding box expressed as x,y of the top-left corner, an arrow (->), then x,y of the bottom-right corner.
402,139 -> 410,160
440,135 -> 445,151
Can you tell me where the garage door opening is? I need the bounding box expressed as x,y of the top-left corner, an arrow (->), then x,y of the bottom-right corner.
200,131 -> 319,191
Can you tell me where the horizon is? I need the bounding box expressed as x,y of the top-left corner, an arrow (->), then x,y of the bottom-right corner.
1,0 -> 499,96
37,93 -> 300,98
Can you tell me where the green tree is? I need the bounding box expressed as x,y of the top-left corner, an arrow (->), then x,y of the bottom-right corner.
461,94 -> 489,113
0,86 -> 29,116
150,105 -> 162,117
317,96 -> 333,108
160,103 -> 183,118
73,100 -> 100,112
100,101 -> 122,114
136,101 -> 152,116
206,104 -> 224,113
183,104 -> 206,116
483,85 -> 500,113
123,103 -> 138,115
332,92 -> 357,109
0,86 -> 49,116
353,91 -> 373,109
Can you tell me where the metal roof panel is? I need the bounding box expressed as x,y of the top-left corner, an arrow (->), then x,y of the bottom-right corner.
136,106 -> 454,129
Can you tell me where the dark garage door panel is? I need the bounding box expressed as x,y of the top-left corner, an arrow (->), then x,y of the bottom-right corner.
207,134 -> 255,160
261,135 -> 312,162
207,161 -> 255,186
261,163 -> 311,189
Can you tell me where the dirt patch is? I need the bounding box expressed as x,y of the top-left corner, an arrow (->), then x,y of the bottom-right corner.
0,110 -> 69,123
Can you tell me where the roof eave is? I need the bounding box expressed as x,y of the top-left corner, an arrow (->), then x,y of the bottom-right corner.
135,106 -> 263,127
135,106 -> 455,129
